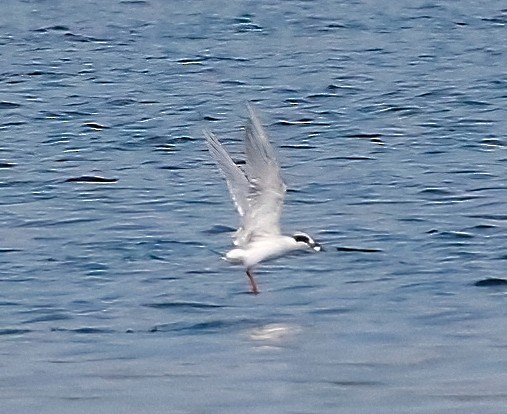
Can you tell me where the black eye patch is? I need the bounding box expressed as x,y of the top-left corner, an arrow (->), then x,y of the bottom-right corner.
293,234 -> 310,243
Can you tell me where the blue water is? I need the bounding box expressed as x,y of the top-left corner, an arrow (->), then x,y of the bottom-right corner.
1,1 -> 507,413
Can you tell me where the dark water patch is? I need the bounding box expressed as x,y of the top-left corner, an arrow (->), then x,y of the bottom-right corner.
141,275 -> 180,284
150,318 -> 255,335
428,230 -> 474,239
177,58 -> 204,65
233,14 -> 263,33
107,98 -> 136,106
58,395 -> 104,402
348,199 -> 416,206
185,269 -> 218,275
0,162 -> 16,168
0,328 -> 31,336
203,115 -> 220,121
346,133 -> 383,139
168,135 -> 196,144
0,301 -> 19,306
422,148 -> 448,155
120,0 -> 149,5
51,327 -> 115,334
310,307 -> 352,316
23,313 -> 71,324
307,92 -> 336,99
482,138 -> 505,147
336,246 -> 383,253
18,217 -> 99,229
1,120 -> 26,127
0,248 -> 21,253
158,164 -> 190,170
64,32 -> 106,43
397,280 -> 448,293
462,100 -> 491,107
38,109 -> 93,121
220,79 -> 247,86
26,70 -> 54,77
462,224 -> 499,236
138,239 -> 203,248
0,275 -> 35,282
154,144 -> 176,152
361,105 -> 421,116
275,283 -> 323,293
327,83 -> 353,91
64,176 -> 118,183
83,122 -> 109,130
441,250 -> 485,262
284,97 -> 308,105
318,155 -> 374,162
0,101 -> 21,109
275,118 -> 315,126
325,380 -> 383,387
468,186 -> 505,193
474,278 -> 507,287
33,25 -> 70,33
468,223 -> 497,230
144,301 -> 223,310
289,197 -> 332,205
449,168 -> 486,174
482,14 -> 507,25
280,144 -> 318,149
419,187 -> 454,196
202,224 -> 236,235
149,253 -> 168,261
346,132 -> 384,145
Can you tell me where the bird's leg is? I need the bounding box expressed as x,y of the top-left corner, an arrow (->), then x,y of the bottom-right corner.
246,268 -> 259,295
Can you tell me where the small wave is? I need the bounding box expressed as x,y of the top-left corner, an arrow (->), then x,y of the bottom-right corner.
144,301 -> 223,310
428,230 -> 474,239
336,246 -> 383,253
202,224 -> 235,235
0,101 -> 21,109
150,318 -> 256,335
0,328 -> 31,336
50,327 -> 115,334
474,278 -> 507,287
83,122 -> 109,130
65,176 -> 118,183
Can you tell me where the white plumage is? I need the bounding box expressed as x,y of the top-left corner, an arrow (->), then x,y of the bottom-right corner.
204,105 -> 321,294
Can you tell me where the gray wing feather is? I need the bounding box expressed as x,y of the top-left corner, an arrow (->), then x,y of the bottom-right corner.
204,130 -> 250,218
240,105 -> 286,243
204,105 -> 287,247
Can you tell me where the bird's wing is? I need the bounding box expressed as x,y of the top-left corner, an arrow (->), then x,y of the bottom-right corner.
239,105 -> 286,244
204,130 -> 250,218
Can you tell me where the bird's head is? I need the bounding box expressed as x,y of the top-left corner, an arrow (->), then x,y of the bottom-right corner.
292,232 -> 323,252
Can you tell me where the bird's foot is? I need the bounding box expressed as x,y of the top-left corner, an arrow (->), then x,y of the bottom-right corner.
246,269 -> 259,295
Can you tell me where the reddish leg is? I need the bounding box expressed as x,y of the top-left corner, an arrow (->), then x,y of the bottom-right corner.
246,268 -> 259,295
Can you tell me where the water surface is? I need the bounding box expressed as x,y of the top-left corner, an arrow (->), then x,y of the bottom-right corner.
1,1 -> 506,413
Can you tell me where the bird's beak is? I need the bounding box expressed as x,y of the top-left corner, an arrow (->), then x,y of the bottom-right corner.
312,243 -> 323,252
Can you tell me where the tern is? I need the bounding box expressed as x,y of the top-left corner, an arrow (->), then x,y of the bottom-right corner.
204,105 -> 321,294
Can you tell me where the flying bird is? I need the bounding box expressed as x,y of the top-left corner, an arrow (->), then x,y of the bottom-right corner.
204,105 -> 321,294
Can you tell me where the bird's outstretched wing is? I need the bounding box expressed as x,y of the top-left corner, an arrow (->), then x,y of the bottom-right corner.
238,105 -> 286,245
204,130 -> 250,218
204,106 -> 286,247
